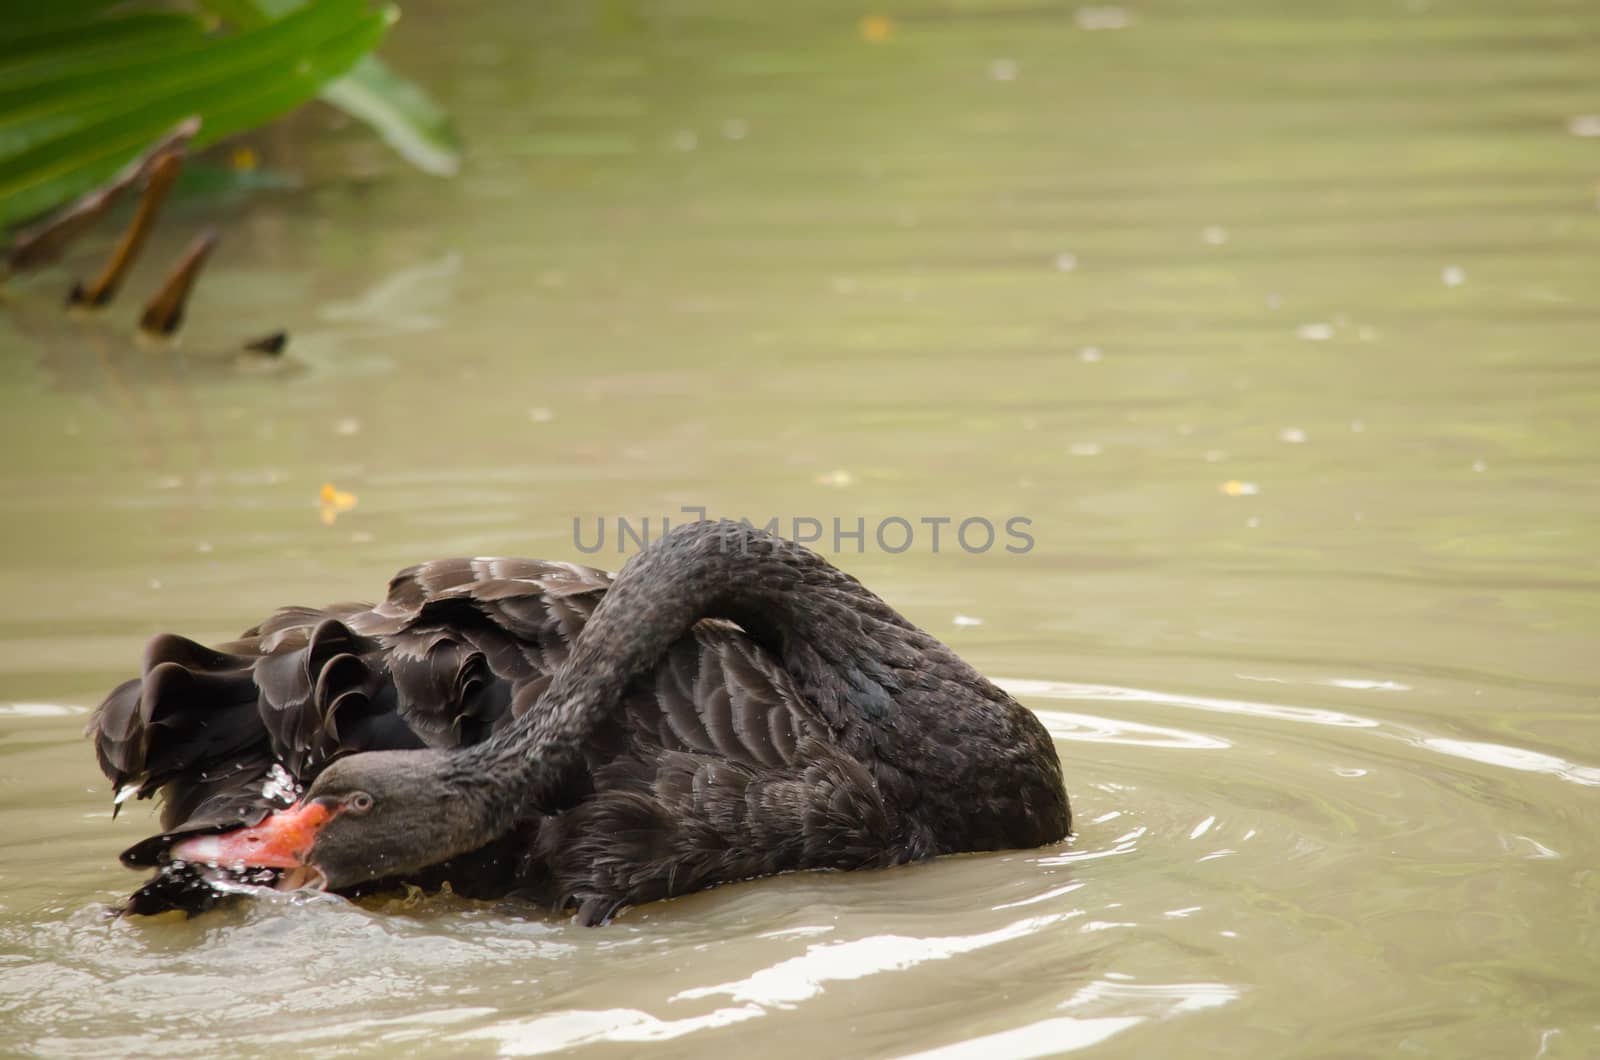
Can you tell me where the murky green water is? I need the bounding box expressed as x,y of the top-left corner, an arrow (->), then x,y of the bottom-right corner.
3,0 -> 1598,1055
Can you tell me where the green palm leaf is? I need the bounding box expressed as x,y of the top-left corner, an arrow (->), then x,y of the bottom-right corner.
0,0 -> 390,229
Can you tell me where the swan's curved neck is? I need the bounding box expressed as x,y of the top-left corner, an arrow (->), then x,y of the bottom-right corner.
455,520 -> 965,825
433,519 -> 1066,862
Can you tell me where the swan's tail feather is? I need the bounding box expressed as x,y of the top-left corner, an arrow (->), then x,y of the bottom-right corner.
87,634 -> 263,825
85,565 -> 605,916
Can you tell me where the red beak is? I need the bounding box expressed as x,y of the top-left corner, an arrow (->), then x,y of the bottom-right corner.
170,800 -> 334,870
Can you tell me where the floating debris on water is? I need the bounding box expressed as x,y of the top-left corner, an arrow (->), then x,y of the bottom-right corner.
1296,322 -> 1335,341
1078,345 -> 1103,362
1220,480 -> 1259,497
953,615 -> 984,627
1442,264 -> 1465,287
1568,115 -> 1600,138
1351,419 -> 1366,432
529,406 -> 554,423
334,417 -> 362,437
860,14 -> 893,42
1055,252 -> 1078,272
1069,442 -> 1102,456
244,330 -> 288,355
815,469 -> 856,487
1201,225 -> 1229,246
1471,460 -> 1488,473
1278,427 -> 1307,444
69,149 -> 183,308
722,119 -> 749,141
988,58 -> 1019,82
1076,6 -> 1133,30
319,483 -> 358,525
139,229 -> 218,336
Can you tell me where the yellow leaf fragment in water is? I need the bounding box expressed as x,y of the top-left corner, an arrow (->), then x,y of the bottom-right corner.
1219,480 -> 1260,497
860,15 -> 893,42
230,145 -> 258,171
319,482 -> 358,525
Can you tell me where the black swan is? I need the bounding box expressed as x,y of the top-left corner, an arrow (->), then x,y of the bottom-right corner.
90,520 -> 1070,923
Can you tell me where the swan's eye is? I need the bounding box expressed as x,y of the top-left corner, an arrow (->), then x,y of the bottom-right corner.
347,792 -> 374,814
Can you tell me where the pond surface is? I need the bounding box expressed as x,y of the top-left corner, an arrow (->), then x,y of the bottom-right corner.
2,0 -> 1598,1055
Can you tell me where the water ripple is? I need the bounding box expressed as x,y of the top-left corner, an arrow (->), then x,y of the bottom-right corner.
673,914 -> 1069,1006
898,1016 -> 1142,1058
1420,738 -> 1600,787
456,1004 -> 766,1055
1000,678 -> 1380,729
1010,678 -> 1600,791
1031,708 -> 1229,750
0,702 -> 84,718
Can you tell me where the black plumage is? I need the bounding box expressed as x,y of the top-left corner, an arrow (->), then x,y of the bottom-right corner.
90,521 -> 1070,922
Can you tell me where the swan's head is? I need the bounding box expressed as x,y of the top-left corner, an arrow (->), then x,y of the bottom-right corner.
169,750 -> 482,891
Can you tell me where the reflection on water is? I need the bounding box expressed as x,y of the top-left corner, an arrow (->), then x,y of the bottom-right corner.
1422,738 -> 1600,788
675,916 -> 1071,1007
3,0 -> 1599,1056
900,1016 -> 1141,1060
1008,678 -> 1379,729
320,252 -> 464,337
